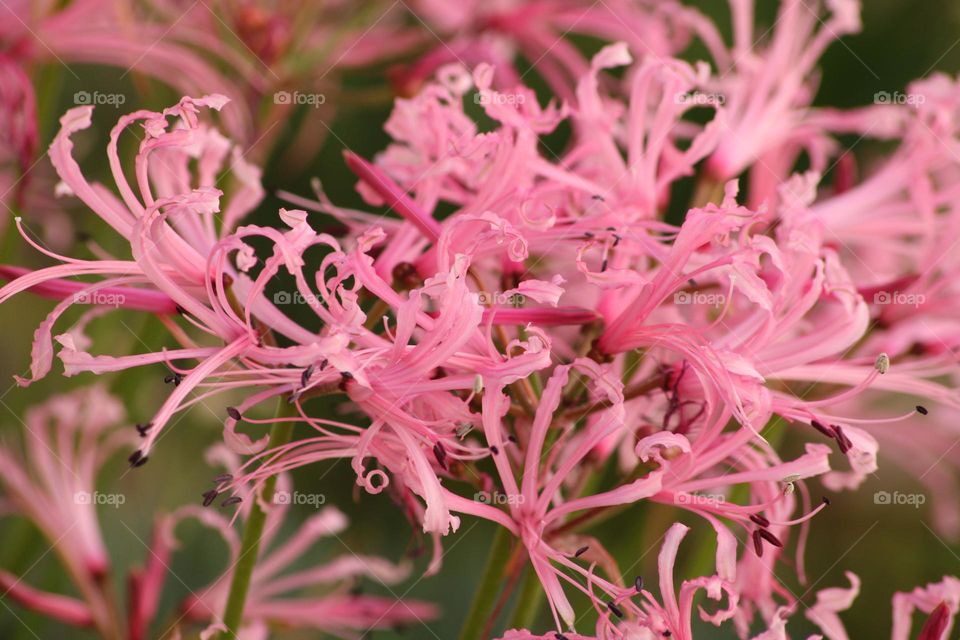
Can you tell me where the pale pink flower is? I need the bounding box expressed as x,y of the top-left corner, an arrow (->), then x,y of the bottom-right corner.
0,385 -> 130,637
0,96 -> 272,464
0,0 -> 425,170
493,525 -> 864,640
402,0 -> 694,101
1,0 -> 252,137
692,0 -> 862,203
0,388 -> 435,639
176,459 -> 437,639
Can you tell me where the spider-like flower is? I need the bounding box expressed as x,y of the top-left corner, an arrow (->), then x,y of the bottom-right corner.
0,388 -> 434,639
0,95 -> 273,464
176,446 -> 437,639
0,385 -> 128,637
3,0 -> 960,638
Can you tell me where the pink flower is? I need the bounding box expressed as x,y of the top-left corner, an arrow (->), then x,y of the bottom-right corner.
263,38 -> 945,636
892,576 -> 960,640
401,0 -> 693,101
0,53 -> 35,187
2,1 -> 252,137
0,388 -> 436,639
177,449 -> 437,637
3,2 -> 960,638
0,385 -> 128,636
0,96 -> 270,462
695,0 -> 863,201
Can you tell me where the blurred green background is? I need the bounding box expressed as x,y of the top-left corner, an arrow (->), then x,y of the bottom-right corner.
2,2 -> 960,638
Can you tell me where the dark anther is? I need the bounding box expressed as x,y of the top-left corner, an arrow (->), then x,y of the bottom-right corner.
163,373 -> 183,386
338,371 -> 355,391
202,490 -> 218,507
226,406 -> 242,421
752,529 -> 764,557
607,601 -> 624,619
916,405 -> 929,415
433,442 -> 447,470
212,473 -> 233,484
489,445 -> 500,455
750,513 -> 771,527
831,425 -> 852,454
810,420 -> 835,438
221,496 -> 242,507
634,576 -> 644,592
135,423 -> 152,437
574,545 -> 589,558
822,496 -> 832,506
128,450 -> 148,468
758,529 -> 783,548
301,364 -> 315,388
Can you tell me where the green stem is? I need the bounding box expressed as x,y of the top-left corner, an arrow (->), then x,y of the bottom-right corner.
508,564 -> 545,631
215,404 -> 295,639
458,527 -> 515,640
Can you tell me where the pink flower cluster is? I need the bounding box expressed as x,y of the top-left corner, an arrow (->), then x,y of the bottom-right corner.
2,0 -> 960,638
